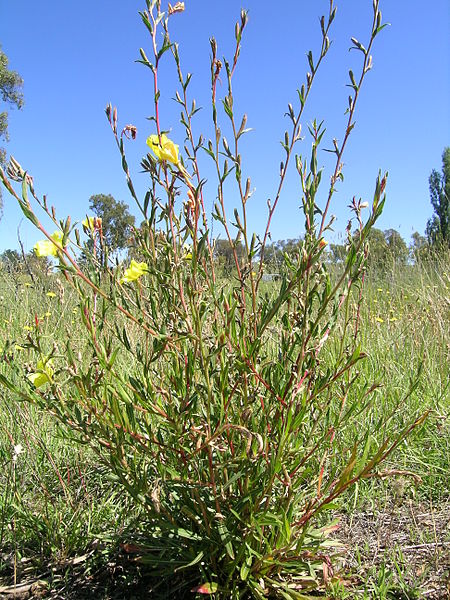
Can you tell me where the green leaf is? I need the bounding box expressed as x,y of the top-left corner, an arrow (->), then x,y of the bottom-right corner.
0,373 -> 17,392
174,550 -> 204,572
18,200 -> 39,228
222,98 -> 233,119
239,548 -> 253,581
374,23 -> 390,37
175,527 -> 202,541
217,519 -> 235,559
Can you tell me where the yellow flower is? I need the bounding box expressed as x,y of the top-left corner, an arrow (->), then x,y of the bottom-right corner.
46,292 -> 56,298
34,231 -> 66,257
82,216 -> 101,231
375,316 -> 384,323
318,238 -> 328,249
120,260 -> 149,284
27,359 -> 53,388
146,134 -> 180,165
24,282 -> 32,287
23,325 -> 33,331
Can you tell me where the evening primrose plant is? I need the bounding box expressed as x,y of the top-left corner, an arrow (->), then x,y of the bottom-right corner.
0,1 -> 426,598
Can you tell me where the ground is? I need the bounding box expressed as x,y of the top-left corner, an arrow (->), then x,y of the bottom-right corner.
1,499 -> 449,599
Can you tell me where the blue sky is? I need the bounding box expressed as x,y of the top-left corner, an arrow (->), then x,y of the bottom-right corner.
0,0 -> 449,252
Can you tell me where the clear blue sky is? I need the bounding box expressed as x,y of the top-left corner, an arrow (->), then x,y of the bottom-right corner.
0,0 -> 449,252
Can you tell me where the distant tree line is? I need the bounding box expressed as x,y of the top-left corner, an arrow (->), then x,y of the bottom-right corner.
1,147 -> 448,275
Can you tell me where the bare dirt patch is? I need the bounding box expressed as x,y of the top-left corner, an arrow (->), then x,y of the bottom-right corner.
337,499 -> 450,598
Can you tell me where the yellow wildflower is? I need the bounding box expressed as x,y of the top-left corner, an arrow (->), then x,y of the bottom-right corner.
23,325 -> 33,331
34,231 -> 66,257
82,216 -> 101,231
318,238 -> 328,249
27,359 -> 53,388
375,317 -> 384,323
46,292 -> 56,298
146,134 -> 180,165
120,260 -> 149,284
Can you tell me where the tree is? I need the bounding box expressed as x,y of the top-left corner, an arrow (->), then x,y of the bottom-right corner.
384,228 -> 409,265
0,248 -> 51,280
89,194 -> 135,266
263,238 -> 302,270
410,231 -> 429,263
0,248 -> 21,273
0,46 -> 24,214
331,228 -> 408,271
329,242 -> 347,265
213,239 -> 245,273
367,227 -> 408,270
426,147 -> 450,248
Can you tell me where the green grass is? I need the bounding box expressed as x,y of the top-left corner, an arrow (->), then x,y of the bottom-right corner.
0,258 -> 448,597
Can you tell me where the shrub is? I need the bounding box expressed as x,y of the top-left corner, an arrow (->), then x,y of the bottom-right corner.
0,1 -> 425,597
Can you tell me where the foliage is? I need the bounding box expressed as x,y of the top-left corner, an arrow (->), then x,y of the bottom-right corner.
426,147 -> 450,249
330,227 -> 408,272
263,238 -> 303,272
213,238 -> 245,273
0,247 -> 50,279
1,257 -> 447,597
88,193 -> 135,266
0,248 -> 21,272
0,2 -> 426,598
328,241 -> 347,265
0,45 -> 24,215
409,231 -> 430,264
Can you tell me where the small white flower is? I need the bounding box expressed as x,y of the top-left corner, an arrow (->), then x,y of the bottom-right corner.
13,443 -> 24,462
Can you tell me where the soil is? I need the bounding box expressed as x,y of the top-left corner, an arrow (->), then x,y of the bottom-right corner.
337,499 -> 450,599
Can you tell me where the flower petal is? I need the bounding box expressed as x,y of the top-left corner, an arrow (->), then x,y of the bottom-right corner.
146,134 -> 179,165
120,260 -> 149,284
